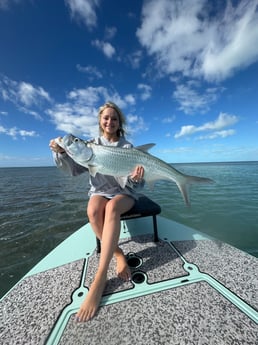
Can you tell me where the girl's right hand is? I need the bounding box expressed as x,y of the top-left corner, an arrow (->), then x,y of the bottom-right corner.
49,137 -> 65,153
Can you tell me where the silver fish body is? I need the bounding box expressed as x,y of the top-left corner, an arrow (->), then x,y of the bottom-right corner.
56,134 -> 214,206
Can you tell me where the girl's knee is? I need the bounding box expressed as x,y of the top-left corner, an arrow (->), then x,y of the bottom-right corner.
87,206 -> 100,222
87,197 -> 107,220
105,199 -> 119,215
105,196 -> 134,216
87,201 -> 102,221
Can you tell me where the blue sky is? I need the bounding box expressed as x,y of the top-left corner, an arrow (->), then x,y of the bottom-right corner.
0,0 -> 258,167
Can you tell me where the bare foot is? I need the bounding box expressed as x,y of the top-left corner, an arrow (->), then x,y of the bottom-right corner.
114,247 -> 131,281
76,273 -> 106,322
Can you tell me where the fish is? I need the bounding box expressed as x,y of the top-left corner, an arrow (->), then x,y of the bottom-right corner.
55,134 -> 214,206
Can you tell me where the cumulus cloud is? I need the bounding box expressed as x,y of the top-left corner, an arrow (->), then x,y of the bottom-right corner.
47,86 -> 147,138
126,113 -> 148,135
175,112 -> 239,139
18,81 -> 51,107
137,83 -> 152,100
0,125 -> 38,139
68,86 -> 106,106
173,83 -> 222,114
65,0 -> 100,29
124,94 -> 136,105
92,39 -> 116,58
137,0 -> 258,82
48,103 -> 99,138
0,75 -> 51,119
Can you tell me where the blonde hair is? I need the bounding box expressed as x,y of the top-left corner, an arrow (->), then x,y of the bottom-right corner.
98,101 -> 126,137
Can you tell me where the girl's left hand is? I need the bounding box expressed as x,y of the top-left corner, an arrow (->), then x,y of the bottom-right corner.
130,165 -> 144,183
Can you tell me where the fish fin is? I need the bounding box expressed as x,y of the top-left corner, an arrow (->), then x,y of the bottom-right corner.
177,176 -> 214,207
115,176 -> 128,189
88,165 -> 98,177
135,143 -> 155,152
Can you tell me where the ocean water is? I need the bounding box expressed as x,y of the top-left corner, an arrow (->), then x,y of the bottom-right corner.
0,162 -> 258,298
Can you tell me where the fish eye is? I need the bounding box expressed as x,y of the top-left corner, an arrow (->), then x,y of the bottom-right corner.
74,138 -> 79,142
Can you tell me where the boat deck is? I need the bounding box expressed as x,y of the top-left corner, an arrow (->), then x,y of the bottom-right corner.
1,216 -> 257,344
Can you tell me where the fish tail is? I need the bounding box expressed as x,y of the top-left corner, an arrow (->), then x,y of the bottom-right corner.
176,181 -> 191,206
177,175 -> 214,206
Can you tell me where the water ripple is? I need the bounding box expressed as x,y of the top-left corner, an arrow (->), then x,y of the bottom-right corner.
0,162 -> 258,297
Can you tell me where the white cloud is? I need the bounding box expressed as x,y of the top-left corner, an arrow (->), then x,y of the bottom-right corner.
197,129 -> 236,140
18,107 -> 42,120
126,113 -> 148,135
0,124 -> 38,139
162,116 -> 176,124
18,81 -> 51,107
19,129 -> 38,137
92,39 -> 116,58
48,103 -> 99,138
127,50 -> 143,69
201,1 -> 258,81
137,83 -> 152,100
0,75 -> 51,115
65,0 -> 100,29
124,94 -> 136,105
76,64 -> 103,79
47,86 -> 148,138
175,112 -> 239,139
173,83 -> 222,114
68,86 -> 106,106
137,0 -> 258,82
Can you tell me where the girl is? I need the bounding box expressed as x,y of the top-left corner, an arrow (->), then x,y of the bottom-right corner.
49,101 -> 144,321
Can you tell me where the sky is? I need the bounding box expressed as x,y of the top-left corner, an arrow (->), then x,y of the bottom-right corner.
0,0 -> 258,167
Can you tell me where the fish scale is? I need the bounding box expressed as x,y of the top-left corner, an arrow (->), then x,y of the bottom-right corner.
91,143 -> 183,183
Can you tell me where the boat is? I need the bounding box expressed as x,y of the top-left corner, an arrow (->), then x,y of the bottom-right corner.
1,208 -> 257,344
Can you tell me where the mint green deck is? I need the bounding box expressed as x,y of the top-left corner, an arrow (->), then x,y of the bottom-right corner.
26,217 -> 209,277
1,216 -> 257,344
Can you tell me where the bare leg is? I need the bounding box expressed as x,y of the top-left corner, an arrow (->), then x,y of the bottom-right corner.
87,195 -> 108,240
76,194 -> 135,322
87,195 -> 133,280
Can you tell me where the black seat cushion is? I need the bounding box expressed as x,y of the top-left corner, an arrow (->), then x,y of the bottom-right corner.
121,194 -> 161,219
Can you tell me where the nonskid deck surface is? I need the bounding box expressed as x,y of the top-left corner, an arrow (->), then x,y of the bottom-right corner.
0,217 -> 257,345
86,234 -> 187,295
60,282 -> 256,345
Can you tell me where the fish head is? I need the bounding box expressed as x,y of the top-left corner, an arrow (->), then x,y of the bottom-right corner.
59,134 -> 93,162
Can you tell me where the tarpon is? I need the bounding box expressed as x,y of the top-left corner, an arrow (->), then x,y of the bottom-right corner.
55,134 -> 214,206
